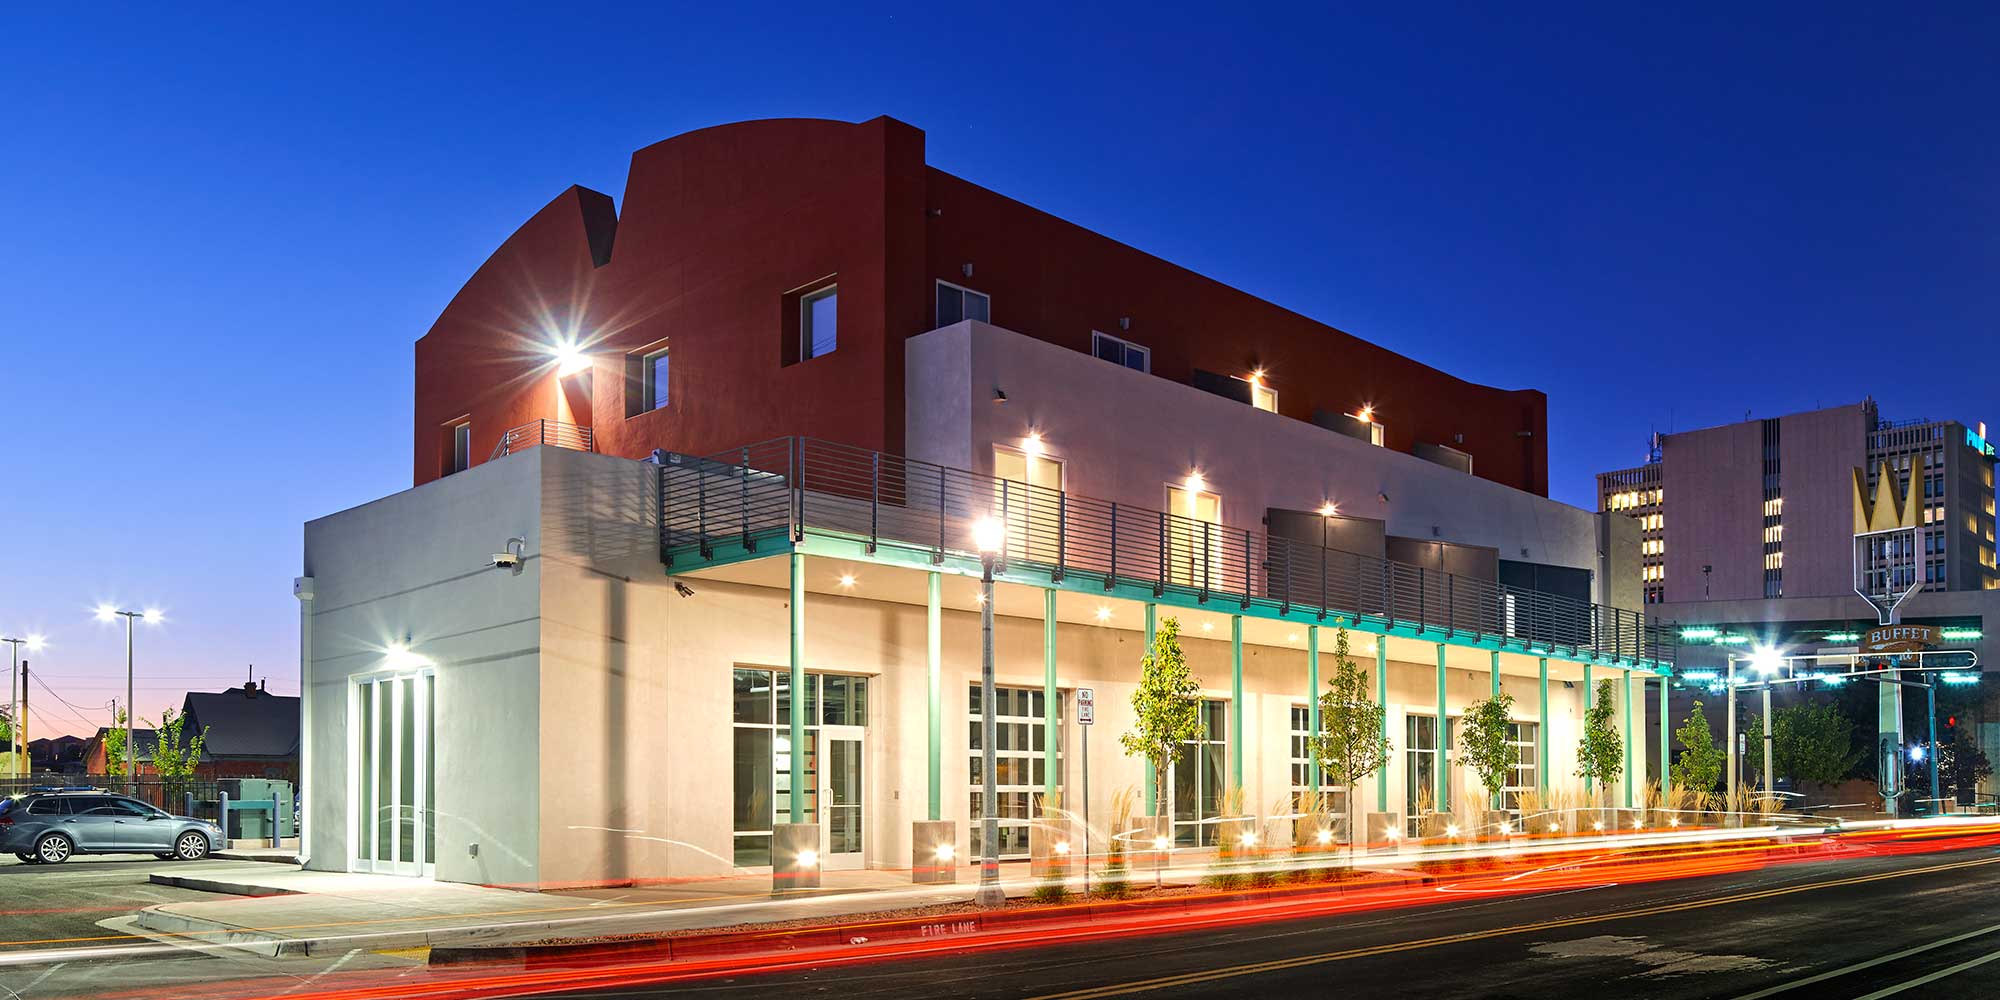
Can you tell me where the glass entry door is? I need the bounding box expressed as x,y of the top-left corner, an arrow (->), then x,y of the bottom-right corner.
352,671 -> 435,876
819,724 -> 864,870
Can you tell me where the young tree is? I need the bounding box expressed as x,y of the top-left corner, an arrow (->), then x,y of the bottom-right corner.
1309,626 -> 1393,849
1459,691 -> 1518,810
153,706 -> 209,805
1746,703 -> 1862,790
1576,679 -> 1623,806
1120,616 -> 1203,821
103,708 -> 130,776
1671,700 -> 1724,793
1942,729 -> 1994,805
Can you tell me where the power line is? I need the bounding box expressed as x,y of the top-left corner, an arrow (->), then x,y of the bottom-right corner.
30,671 -> 115,732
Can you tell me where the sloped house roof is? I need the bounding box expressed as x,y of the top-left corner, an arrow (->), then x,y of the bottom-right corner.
181,684 -> 300,761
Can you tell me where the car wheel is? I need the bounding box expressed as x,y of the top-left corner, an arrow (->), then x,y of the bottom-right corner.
155,853 -> 176,860
13,852 -> 39,864
35,834 -> 73,864
174,832 -> 210,861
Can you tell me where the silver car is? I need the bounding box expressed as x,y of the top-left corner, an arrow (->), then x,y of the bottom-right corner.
0,792 -> 224,864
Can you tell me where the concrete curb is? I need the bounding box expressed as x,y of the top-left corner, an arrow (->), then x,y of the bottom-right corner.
148,874 -> 303,897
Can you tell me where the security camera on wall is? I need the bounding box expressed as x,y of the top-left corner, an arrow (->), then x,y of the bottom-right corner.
493,536 -> 526,573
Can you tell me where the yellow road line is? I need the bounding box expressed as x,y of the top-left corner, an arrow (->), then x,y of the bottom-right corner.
1030,855 -> 2000,999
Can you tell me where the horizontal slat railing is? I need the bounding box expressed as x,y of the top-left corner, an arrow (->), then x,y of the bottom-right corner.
660,437 -> 1678,666
490,419 -> 596,460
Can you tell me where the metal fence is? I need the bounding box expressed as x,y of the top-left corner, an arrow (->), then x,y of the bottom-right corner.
0,775 -> 223,821
660,437 -> 1678,665
490,419 -> 595,461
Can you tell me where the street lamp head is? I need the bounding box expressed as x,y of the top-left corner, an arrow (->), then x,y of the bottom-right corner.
1318,501 -> 1339,517
1751,646 -> 1783,676
141,608 -> 163,624
972,516 -> 1006,554
94,604 -> 118,623
24,634 -> 45,651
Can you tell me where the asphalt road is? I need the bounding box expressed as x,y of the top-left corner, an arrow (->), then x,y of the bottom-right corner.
552,843 -> 2000,1000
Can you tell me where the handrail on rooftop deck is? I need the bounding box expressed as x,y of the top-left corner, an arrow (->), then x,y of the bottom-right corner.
490,419 -> 596,461
656,436 -> 1679,668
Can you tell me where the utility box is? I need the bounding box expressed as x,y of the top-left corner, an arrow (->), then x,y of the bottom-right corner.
218,778 -> 296,839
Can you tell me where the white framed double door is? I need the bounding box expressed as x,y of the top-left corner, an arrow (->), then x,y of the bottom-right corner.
349,671 -> 436,876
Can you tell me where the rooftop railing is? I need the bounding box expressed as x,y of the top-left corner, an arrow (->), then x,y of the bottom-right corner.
660,437 -> 1678,666
490,419 -> 596,461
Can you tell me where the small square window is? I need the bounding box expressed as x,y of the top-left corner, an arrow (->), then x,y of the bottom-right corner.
802,286 -> 838,360
936,281 -> 991,328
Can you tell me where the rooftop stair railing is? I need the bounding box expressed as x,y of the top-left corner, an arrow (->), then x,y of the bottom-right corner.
658,437 -> 1677,666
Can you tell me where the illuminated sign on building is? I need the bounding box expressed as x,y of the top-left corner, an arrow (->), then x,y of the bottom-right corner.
1966,427 -> 1995,459
1862,624 -> 1936,653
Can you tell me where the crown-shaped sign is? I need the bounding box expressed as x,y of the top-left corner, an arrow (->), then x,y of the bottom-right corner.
1851,461 -> 1921,534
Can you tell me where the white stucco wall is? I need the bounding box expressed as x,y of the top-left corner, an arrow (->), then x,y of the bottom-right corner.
305,447 -> 1639,887
906,321 -> 1604,583
302,449 -> 546,886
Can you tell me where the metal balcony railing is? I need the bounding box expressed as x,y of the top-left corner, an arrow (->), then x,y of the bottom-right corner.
490,420 -> 596,461
659,437 -> 1679,666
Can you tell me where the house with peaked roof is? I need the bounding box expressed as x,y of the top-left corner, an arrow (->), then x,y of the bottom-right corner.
181,681 -> 300,781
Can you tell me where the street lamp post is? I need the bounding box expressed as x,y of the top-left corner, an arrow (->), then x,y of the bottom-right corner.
96,607 -> 154,790
1,635 -> 46,777
973,517 -> 1006,907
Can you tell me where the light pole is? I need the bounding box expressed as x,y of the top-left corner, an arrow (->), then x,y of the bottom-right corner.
2,635 -> 46,777
973,516 -> 1006,907
95,606 -> 156,789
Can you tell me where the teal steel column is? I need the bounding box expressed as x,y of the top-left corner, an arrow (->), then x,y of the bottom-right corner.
1044,588 -> 1058,800
1584,662 -> 1593,711
1376,639 -> 1389,811
1623,669 -> 1635,807
788,552 -> 806,824
1144,603 -> 1158,817
1537,657 -> 1550,795
1434,644 -> 1447,811
1490,650 -> 1502,809
1306,625 -> 1320,793
1230,615 -> 1245,791
927,571 -> 942,821
1659,675 -> 1670,790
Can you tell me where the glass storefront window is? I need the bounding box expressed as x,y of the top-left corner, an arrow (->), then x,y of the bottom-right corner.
968,684 -> 1063,859
732,668 -> 864,868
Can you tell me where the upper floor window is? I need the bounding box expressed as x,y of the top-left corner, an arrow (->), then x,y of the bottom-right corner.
802,285 -> 838,360
993,445 -> 1062,491
1091,331 -> 1150,373
936,281 -> 990,328
444,418 -> 471,475
1235,376 -> 1277,413
626,342 -> 670,417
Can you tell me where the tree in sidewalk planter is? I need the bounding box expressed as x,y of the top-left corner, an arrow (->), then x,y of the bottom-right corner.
1308,625 -> 1393,859
1119,616 -> 1203,832
1671,700 -> 1725,799
1744,702 -> 1864,792
1575,679 -> 1624,813
1459,691 -> 1518,814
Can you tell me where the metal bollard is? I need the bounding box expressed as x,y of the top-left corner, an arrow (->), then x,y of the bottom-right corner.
220,791 -> 230,847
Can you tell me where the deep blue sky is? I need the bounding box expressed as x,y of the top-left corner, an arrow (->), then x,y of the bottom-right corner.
3,5 -> 1994,733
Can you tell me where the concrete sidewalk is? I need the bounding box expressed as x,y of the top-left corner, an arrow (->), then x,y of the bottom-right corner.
123,863 -> 1066,957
